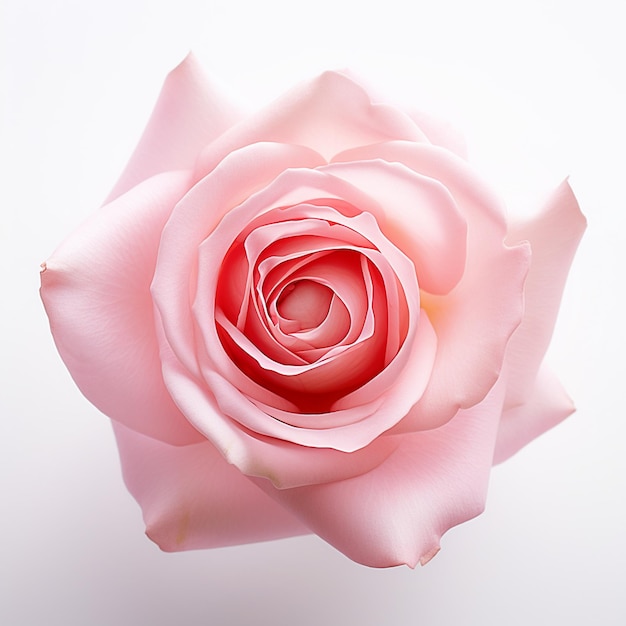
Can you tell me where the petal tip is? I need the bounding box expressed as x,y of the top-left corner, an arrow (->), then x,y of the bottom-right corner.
170,50 -> 200,78
419,544 -> 441,566
558,177 -> 587,229
145,525 -> 183,553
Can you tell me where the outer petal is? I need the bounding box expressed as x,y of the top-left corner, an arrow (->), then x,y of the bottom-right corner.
319,159 -> 468,295
255,378 -> 505,568
335,142 -> 530,431
195,70 -> 426,175
41,171 -> 204,445
493,364 -> 575,464
503,179 -> 587,408
106,53 -> 241,202
402,240 -> 528,430
112,422 -> 308,550
408,109 -> 468,159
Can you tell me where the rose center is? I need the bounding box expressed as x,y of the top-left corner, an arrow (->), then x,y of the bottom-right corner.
276,279 -> 333,330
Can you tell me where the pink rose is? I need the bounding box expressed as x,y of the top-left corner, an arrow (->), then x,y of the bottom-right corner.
41,55 -> 585,567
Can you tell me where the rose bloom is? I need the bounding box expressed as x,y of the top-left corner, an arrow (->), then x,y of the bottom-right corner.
41,55 -> 585,567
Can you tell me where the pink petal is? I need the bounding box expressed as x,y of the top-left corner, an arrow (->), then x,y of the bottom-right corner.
157,337 -> 400,488
152,142 -> 325,384
234,246 -> 372,370
112,422 -> 309,551
292,294 -> 350,349
228,313 -> 436,450
195,70 -> 426,175
41,171 -> 204,445
503,179 -> 587,408
493,364 -> 575,464
408,109 -> 469,159
155,154 -> 436,475
255,377 -> 506,567
339,142 -> 530,431
243,209 -> 406,358
190,165 -> 420,412
106,53 -> 241,203
398,239 -> 528,431
274,279 -> 333,329
185,164 -> 436,452
321,158 -> 468,295
208,296 -> 429,453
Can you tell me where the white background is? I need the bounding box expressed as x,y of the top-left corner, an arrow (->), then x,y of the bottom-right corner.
1,1 -> 624,624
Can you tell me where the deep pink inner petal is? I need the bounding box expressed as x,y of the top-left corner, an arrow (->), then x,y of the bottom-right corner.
290,294 -> 351,348
276,280 -> 333,330
216,247 -> 388,413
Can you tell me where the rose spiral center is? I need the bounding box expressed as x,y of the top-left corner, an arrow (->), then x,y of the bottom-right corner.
209,203 -> 413,413
275,280 -> 333,330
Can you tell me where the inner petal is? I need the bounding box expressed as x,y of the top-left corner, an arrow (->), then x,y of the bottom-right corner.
292,293 -> 350,348
276,280 -> 333,330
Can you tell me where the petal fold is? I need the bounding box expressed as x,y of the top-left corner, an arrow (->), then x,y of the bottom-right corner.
494,364 -> 575,463
113,422 -> 308,551
504,179 -> 586,408
195,70 -> 425,175
255,378 -> 505,567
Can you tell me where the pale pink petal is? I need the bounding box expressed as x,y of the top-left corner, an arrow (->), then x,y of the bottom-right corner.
396,240 -> 529,432
255,378 -> 505,567
320,159 -> 468,295
157,337 -> 400,488
106,53 -> 241,202
334,142 -> 531,431
332,141 -> 506,236
408,109 -> 469,159
493,364 -> 575,464
112,422 -> 309,550
195,70 -> 425,174
503,179 -> 587,408
41,171 -> 204,445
